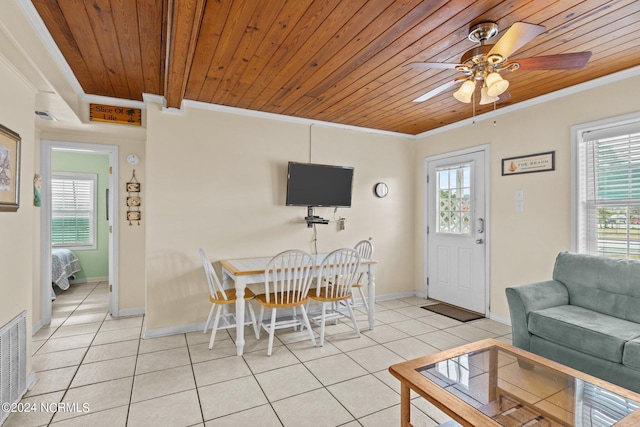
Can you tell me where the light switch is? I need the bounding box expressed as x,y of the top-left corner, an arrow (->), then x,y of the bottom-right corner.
515,189 -> 524,213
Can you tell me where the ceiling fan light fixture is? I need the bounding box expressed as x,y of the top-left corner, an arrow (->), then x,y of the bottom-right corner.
486,72 -> 509,96
479,86 -> 499,105
453,80 -> 476,103
487,53 -> 504,65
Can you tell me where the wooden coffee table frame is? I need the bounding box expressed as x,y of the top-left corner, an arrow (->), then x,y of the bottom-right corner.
389,338 -> 640,427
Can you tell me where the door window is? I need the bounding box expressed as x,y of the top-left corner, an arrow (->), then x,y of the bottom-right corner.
436,164 -> 472,234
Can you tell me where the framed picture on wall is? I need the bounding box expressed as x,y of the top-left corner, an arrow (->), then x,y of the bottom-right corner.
0,124 -> 21,212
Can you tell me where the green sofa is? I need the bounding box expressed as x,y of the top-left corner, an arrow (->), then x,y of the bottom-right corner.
506,252 -> 640,393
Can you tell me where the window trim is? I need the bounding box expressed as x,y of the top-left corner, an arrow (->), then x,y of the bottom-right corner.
51,171 -> 98,250
571,112 -> 640,255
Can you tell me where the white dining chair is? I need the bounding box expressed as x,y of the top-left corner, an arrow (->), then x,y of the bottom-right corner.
199,248 -> 258,349
255,249 -> 317,356
351,239 -> 374,315
307,247 -> 361,346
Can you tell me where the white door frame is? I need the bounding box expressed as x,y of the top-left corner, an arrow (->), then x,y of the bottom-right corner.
40,140 -> 120,325
424,144 -> 491,314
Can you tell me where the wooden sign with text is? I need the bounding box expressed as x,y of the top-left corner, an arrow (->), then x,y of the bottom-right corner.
90,103 -> 141,125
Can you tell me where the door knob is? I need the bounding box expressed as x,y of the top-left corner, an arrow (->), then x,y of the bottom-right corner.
476,239 -> 484,244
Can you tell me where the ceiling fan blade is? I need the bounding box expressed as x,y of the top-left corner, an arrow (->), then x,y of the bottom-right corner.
488,22 -> 545,59
498,89 -> 511,102
508,52 -> 592,71
404,62 -> 460,70
412,77 -> 466,102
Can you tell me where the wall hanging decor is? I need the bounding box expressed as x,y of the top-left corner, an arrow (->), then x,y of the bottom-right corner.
90,103 -> 142,126
0,124 -> 21,212
126,170 -> 141,225
34,174 -> 42,207
502,151 -> 555,176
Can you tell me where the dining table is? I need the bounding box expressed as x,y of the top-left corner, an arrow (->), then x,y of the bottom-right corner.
219,253 -> 378,356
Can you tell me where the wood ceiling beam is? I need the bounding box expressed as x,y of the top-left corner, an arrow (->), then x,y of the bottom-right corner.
164,0 -> 206,109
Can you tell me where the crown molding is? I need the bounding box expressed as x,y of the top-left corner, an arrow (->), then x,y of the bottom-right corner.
17,0 -> 84,96
181,99 -> 414,139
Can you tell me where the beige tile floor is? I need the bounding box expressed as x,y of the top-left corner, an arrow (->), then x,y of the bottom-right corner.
8,281 -> 513,427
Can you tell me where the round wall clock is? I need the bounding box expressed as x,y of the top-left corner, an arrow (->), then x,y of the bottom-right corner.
127,154 -> 139,165
374,182 -> 388,198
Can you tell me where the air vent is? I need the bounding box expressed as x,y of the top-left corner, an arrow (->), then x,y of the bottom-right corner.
0,311 -> 27,425
35,110 -> 56,121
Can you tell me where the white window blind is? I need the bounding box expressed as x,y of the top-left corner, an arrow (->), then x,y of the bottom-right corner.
51,173 -> 97,249
577,121 -> 640,259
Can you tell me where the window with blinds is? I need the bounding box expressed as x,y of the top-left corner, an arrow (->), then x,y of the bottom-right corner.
51,173 -> 97,249
577,120 -> 640,259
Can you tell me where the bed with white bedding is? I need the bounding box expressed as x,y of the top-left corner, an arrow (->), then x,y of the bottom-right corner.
52,248 -> 81,292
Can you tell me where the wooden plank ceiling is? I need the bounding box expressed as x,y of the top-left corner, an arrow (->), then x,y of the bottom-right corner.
32,0 -> 640,135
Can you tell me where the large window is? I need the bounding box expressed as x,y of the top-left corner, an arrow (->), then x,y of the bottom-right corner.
575,117 -> 640,259
51,172 -> 97,249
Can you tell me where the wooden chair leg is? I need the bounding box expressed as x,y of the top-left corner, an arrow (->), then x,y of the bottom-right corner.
292,306 -> 298,331
299,300 -> 311,333
203,304 -> 215,333
345,300 -> 360,337
319,303 -> 327,347
247,301 -> 259,339
358,287 -> 369,315
332,301 -> 338,325
209,304 -> 222,349
267,308 -> 277,356
258,305 -> 265,339
299,304 -> 316,347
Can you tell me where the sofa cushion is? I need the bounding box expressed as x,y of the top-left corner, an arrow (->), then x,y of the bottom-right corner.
623,338 -> 640,372
528,305 -> 640,363
552,252 -> 640,322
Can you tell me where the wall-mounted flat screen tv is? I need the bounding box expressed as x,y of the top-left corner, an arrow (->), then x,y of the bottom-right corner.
286,162 -> 354,207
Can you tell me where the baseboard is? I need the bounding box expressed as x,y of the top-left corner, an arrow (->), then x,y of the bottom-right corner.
408,290 -> 512,327
26,372 -> 37,391
32,319 -> 43,336
116,307 -> 145,317
69,276 -> 108,285
488,310 -> 511,326
143,321 -> 205,339
375,291 -> 418,301
141,292 -> 511,339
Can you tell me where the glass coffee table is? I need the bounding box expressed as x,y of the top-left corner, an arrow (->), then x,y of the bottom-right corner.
389,338 -> 640,426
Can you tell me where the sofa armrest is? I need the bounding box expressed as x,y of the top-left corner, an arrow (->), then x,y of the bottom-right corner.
505,280 -> 569,351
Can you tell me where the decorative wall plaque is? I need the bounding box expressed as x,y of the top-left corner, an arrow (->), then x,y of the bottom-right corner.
126,170 -> 141,225
90,103 -> 141,125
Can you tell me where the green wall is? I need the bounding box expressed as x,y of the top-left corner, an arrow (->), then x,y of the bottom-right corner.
52,150 -> 109,280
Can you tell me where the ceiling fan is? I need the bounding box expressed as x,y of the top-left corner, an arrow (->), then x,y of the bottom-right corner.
406,21 -> 592,104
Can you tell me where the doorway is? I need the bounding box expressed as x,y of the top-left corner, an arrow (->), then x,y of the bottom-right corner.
40,140 -> 119,326
425,146 -> 489,314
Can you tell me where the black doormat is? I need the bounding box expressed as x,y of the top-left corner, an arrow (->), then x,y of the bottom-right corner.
421,303 -> 484,322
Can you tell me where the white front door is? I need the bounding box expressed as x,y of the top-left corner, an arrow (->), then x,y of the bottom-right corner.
426,149 -> 487,314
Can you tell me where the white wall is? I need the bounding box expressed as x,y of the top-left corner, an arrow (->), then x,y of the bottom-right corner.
414,73 -> 640,320
144,104 -> 415,331
0,52 -> 37,373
